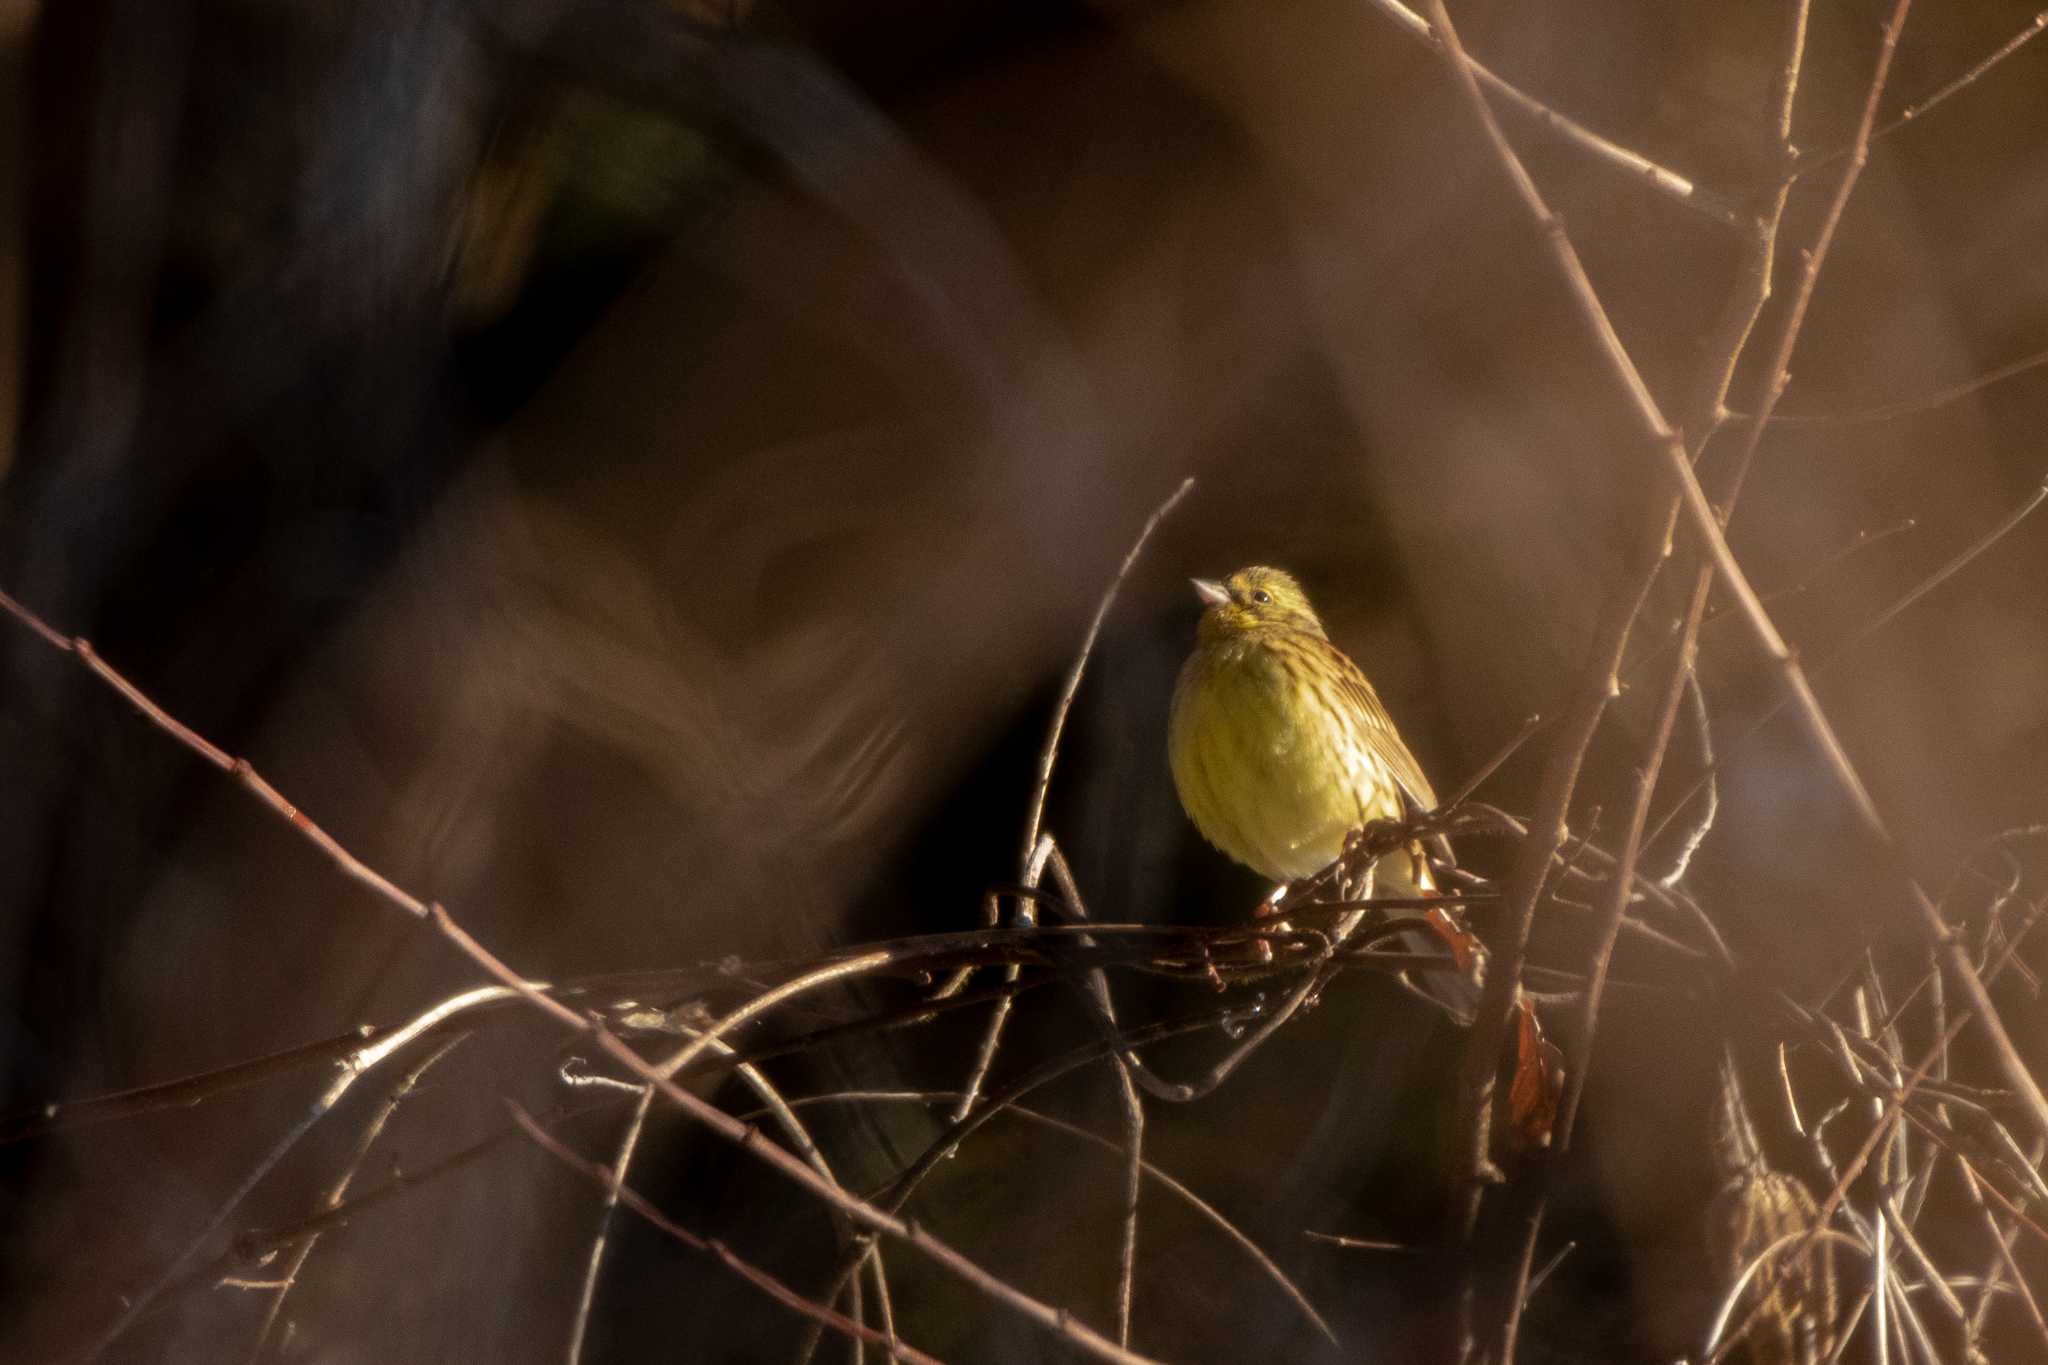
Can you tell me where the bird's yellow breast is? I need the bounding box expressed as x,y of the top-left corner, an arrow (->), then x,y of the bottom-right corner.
1168,631 -> 1403,884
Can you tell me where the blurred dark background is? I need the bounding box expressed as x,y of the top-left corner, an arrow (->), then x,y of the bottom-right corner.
2,0 -> 2046,1359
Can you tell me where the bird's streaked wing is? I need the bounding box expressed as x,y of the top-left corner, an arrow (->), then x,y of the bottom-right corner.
1330,651 -> 1437,811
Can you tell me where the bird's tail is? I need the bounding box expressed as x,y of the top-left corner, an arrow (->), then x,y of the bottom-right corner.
1391,915 -> 1486,1026
1370,846 -> 1486,1025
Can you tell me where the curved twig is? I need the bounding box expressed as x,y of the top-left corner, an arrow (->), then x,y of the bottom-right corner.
510,1104 -> 943,1365
753,1089 -> 1339,1349
1702,1227 -> 1873,1358
951,477 -> 1194,1121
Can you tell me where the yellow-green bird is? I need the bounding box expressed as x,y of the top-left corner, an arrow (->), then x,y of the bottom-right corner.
1168,565 -> 1480,1020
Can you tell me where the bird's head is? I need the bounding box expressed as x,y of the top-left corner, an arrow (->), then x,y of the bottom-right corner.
1190,565 -> 1328,643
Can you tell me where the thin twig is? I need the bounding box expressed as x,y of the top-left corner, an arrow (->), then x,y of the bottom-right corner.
1628,516 -> 1917,682
1419,0 -> 1690,1264
1641,475 -> 2048,868
1960,1143 -> 2048,1351
1042,843 -> 1145,1349
1565,573 -> 1708,1148
1,1024 -> 411,1144
84,1069 -> 363,1360
1701,1228 -> 1872,1358
1874,1210 -> 1891,1365
1496,1207 -> 1546,1365
583,1026 -> 1160,1364
797,1009 -> 1242,1363
1716,0 -> 1916,515
1352,0 -> 1746,225
1703,908 -> 2046,1364
950,478 -> 1193,1121
229,1097 -> 631,1262
1798,9 -> 2048,178
1442,713 -> 1542,811
759,1090 -> 1337,1346
1655,672 -> 1717,889
654,950 -> 897,1081
1524,1240 -> 1575,1302
565,1087 -> 654,1365
950,837 -> 1056,1122
1881,1196 -> 1969,1344
699,1028 -> 896,1365
1438,0 -> 2048,1154
246,1033 -> 471,1364
1304,1231 -> 1409,1252
1835,478 -> 2048,653
509,1105 -> 943,1365
1020,477 -> 1194,871
1755,343 -> 2048,426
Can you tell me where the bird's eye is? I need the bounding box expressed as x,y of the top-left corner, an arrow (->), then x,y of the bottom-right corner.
1250,589 -> 1271,604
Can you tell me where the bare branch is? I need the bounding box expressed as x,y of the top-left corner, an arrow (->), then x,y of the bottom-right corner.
1417,0 -> 1705,1255
1424,0 -> 2048,1156
1352,0 -> 1746,225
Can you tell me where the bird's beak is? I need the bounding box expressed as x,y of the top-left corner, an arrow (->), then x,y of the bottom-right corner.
1191,578 -> 1231,607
